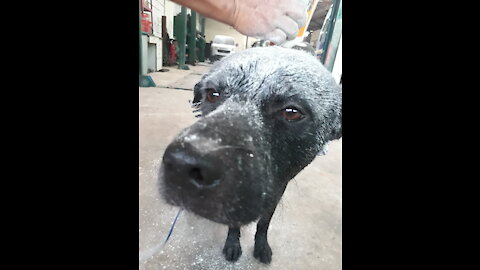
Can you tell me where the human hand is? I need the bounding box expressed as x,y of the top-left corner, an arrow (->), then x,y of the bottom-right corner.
230,0 -> 308,44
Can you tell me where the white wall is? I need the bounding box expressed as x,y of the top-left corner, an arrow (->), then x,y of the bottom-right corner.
197,15 -> 202,32
204,18 -> 257,50
165,1 -> 202,37
143,0 -> 164,71
151,0 -> 164,37
164,0 -> 175,38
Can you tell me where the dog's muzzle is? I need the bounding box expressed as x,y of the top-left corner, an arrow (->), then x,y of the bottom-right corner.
162,135 -> 226,190
159,103 -> 271,225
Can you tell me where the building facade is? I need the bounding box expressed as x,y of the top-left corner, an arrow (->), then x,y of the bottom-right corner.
141,0 -> 164,73
140,0 -> 258,76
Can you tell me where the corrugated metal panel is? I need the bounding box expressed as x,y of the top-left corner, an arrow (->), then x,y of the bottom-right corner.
148,36 -> 163,71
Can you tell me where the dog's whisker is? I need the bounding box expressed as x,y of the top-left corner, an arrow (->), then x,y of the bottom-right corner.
206,145 -> 253,152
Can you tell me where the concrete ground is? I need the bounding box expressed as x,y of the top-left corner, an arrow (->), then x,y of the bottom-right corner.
139,63 -> 342,270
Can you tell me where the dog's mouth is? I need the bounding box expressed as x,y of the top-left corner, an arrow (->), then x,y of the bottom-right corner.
159,162 -> 266,226
162,188 -> 261,227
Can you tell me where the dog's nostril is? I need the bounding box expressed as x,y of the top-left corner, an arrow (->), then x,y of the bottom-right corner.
188,167 -> 220,188
189,167 -> 203,182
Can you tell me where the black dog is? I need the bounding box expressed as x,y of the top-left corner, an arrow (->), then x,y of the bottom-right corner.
159,47 -> 342,264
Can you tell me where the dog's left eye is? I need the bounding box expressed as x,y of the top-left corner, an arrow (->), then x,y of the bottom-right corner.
280,107 -> 304,121
206,89 -> 221,103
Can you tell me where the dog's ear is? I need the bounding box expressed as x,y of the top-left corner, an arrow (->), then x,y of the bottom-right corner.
325,104 -> 342,142
317,107 -> 341,157
331,106 -> 342,140
192,74 -> 208,104
193,82 -> 202,104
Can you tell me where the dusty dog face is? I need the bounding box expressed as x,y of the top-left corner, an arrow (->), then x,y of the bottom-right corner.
159,47 -> 341,227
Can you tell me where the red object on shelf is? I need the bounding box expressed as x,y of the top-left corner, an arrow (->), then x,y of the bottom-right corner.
141,13 -> 152,33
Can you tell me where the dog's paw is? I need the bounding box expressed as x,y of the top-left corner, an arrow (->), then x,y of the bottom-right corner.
223,239 -> 242,262
254,239 -> 272,264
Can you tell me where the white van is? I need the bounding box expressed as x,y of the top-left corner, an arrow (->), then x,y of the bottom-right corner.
210,35 -> 236,62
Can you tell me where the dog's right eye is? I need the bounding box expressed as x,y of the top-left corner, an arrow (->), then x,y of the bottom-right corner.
280,107 -> 304,121
206,89 -> 220,103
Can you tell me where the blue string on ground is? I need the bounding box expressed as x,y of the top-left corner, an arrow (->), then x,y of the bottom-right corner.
139,208 -> 183,263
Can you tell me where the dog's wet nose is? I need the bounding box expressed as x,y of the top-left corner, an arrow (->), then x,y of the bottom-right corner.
162,143 -> 222,189
188,167 -> 221,188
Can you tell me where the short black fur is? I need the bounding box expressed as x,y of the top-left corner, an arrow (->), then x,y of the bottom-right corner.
159,47 -> 342,264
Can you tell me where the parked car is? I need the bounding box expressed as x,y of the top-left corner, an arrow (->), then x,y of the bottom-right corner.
252,40 -> 275,47
252,39 -> 315,55
210,35 -> 236,62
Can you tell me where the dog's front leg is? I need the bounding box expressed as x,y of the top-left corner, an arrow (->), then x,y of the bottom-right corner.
254,183 -> 288,264
223,226 -> 242,262
254,206 -> 275,264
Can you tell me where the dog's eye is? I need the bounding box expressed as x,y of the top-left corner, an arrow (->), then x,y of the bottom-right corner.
206,89 -> 220,103
280,107 -> 304,121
